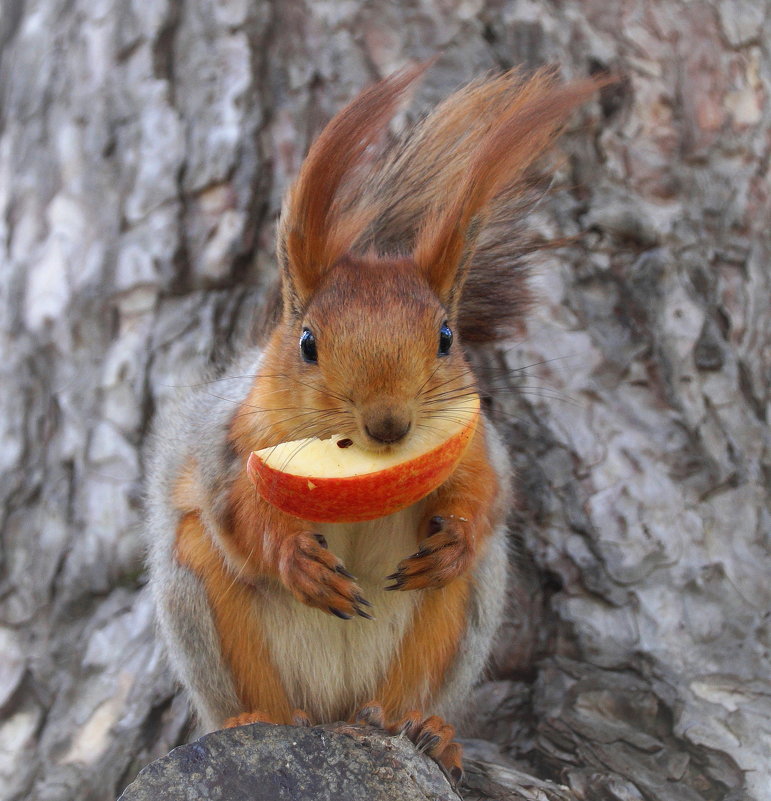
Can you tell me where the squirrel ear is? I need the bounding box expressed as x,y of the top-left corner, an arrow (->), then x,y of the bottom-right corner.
278,62 -> 430,315
413,69 -> 610,313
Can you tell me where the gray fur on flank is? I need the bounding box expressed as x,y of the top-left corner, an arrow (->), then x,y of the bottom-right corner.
435,421 -> 511,722
143,349 -> 265,728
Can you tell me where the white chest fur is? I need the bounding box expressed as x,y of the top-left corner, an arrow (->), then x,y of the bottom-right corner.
258,502 -> 425,721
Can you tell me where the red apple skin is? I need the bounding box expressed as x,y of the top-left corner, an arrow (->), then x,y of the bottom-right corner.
247,413 -> 478,523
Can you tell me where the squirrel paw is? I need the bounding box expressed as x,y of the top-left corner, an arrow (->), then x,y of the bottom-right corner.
280,532 -> 373,620
385,515 -> 472,591
223,711 -> 276,727
223,709 -> 312,728
352,703 -> 463,785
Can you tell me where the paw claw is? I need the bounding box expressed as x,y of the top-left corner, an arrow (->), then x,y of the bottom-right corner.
416,732 -> 441,753
292,709 -> 312,727
393,711 -> 422,739
279,533 -> 364,616
353,702 -> 386,729
428,515 -> 444,535
377,710 -> 462,778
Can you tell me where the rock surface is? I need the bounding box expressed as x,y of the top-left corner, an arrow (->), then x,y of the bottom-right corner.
117,724 -> 595,801
118,723 -> 460,801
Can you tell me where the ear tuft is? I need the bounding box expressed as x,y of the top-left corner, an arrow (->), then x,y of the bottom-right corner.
278,62 -> 431,314
412,68 -> 613,310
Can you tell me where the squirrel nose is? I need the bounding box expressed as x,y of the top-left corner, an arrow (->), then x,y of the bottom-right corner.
363,412 -> 412,444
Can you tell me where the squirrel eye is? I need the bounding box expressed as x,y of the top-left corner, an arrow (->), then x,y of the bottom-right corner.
300,328 -> 318,363
438,322 -> 453,356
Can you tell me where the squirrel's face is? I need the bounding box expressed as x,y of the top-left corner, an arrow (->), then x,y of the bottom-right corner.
289,256 -> 473,454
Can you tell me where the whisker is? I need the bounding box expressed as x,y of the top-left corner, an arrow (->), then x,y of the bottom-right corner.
505,353 -> 577,372
421,391 -> 480,407
162,374 -> 261,389
419,369 -> 475,396
415,362 -> 445,397
256,414 -> 353,443
512,390 -> 581,407
275,436 -> 320,473
423,375 -> 478,392
421,375 -> 479,395
418,414 -> 469,427
229,410 -> 355,452
222,542 -> 258,596
479,383 -> 581,406
421,385 -> 480,403
227,409 -> 349,436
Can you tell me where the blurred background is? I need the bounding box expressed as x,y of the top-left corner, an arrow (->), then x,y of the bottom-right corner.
0,1 -> 768,799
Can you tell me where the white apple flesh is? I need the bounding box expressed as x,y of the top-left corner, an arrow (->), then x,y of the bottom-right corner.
247,394 -> 480,523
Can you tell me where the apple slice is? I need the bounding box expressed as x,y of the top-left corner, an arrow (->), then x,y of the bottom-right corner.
247,394 -> 480,523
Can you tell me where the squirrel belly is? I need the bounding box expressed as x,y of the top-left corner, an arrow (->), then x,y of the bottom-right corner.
257,507 -> 437,723
258,511 -> 423,722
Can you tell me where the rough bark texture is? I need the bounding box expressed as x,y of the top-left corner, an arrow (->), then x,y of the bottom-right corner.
0,2 -> 768,801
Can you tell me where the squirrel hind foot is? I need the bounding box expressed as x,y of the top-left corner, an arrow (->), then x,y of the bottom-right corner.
223,711 -> 277,728
350,702 -> 464,786
223,709 -> 313,728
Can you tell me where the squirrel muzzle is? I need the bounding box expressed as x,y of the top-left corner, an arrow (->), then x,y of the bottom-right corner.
360,402 -> 413,445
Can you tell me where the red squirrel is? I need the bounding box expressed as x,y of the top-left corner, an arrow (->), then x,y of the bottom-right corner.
144,64 -> 603,779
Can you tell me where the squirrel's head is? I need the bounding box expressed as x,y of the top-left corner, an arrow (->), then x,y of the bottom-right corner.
249,62 -> 607,452
288,254 -> 469,451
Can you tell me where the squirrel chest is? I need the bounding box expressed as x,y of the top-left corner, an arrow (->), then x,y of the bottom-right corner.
256,506 -> 424,721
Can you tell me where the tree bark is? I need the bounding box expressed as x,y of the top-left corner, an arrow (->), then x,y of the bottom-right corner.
0,1 -> 767,800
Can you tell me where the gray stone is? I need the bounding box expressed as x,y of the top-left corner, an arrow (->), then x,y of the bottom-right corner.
119,723 -> 460,801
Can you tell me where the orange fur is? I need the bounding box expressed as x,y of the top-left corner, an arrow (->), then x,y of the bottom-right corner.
224,711 -> 276,727
353,704 -> 463,780
279,63 -> 429,310
174,512 -> 294,723
376,574 -> 471,719
170,460 -> 203,510
221,469 -> 368,618
373,430 -> 500,716
414,70 -> 607,307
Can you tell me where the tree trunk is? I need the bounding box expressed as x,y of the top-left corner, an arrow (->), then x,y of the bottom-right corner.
0,1 -> 767,800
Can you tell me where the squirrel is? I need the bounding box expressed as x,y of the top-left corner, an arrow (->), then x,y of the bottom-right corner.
144,63 -> 603,780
